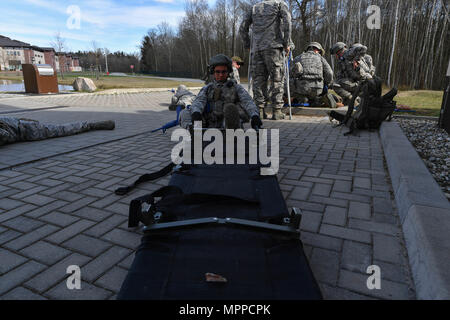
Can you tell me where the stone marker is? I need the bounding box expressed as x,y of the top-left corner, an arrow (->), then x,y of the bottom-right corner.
73,77 -> 97,92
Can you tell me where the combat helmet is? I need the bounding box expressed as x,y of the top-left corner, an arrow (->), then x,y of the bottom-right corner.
330,42 -> 347,55
306,42 -> 325,56
209,54 -> 233,74
346,43 -> 368,60
351,43 -> 368,53
231,56 -> 244,66
177,84 -> 187,92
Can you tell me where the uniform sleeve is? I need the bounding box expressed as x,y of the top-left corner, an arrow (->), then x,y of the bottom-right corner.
321,57 -> 334,84
190,85 -> 210,114
239,9 -> 253,50
358,61 -> 373,80
235,84 -> 259,118
279,2 -> 292,50
344,59 -> 371,82
366,55 -> 376,76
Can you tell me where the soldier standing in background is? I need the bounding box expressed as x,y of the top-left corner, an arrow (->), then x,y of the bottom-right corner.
231,56 -> 244,84
240,0 -> 292,120
0,117 -> 115,146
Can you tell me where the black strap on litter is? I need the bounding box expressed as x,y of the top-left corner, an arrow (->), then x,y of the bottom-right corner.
115,163 -> 176,196
129,186 -> 182,227
128,185 -> 260,228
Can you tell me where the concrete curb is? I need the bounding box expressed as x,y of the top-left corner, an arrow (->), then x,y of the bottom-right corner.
380,121 -> 450,300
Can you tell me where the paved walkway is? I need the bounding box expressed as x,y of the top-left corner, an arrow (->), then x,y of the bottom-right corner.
0,91 -> 416,300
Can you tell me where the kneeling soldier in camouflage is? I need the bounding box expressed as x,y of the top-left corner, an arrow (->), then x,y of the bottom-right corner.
0,117 -> 115,146
290,42 -> 334,108
179,54 -> 262,130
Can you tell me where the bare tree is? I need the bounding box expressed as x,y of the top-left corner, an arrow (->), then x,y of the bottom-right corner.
91,41 -> 103,80
388,0 -> 400,87
51,32 -> 66,79
134,0 -> 449,89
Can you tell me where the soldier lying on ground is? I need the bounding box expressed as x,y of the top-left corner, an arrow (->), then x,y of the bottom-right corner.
0,117 -> 115,146
169,85 -> 197,111
179,54 -> 262,130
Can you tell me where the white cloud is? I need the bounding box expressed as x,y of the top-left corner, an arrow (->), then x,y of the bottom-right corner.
22,0 -> 185,29
2,0 -> 191,52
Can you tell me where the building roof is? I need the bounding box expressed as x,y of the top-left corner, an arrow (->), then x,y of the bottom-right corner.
31,46 -> 48,52
0,35 -> 31,48
1,35 -> 77,59
40,47 -> 56,52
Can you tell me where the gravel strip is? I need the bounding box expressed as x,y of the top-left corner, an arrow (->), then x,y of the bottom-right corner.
395,118 -> 449,200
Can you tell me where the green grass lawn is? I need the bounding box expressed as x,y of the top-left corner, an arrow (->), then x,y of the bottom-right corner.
0,72 -> 201,91
393,90 -> 443,117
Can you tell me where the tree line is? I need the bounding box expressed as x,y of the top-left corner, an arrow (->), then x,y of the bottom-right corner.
74,50 -> 140,74
139,0 -> 449,90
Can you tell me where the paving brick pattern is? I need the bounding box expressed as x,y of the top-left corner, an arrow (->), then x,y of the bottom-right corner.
0,91 -> 416,300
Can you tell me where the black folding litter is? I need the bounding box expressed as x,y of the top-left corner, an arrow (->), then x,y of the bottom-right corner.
117,137 -> 322,300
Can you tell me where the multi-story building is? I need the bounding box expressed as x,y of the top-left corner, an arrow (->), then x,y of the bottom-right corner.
0,35 -> 82,72
32,46 -> 45,65
0,35 -> 28,71
41,47 -> 58,71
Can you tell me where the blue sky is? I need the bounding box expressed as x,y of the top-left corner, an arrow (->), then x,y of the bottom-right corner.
1,0 -> 216,54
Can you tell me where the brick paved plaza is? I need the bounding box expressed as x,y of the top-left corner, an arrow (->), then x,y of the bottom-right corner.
0,91 -> 416,299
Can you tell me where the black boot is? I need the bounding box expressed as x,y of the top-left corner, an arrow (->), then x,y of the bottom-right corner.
88,120 -> 115,130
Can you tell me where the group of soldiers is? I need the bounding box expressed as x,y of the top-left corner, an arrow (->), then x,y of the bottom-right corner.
175,0 -> 377,130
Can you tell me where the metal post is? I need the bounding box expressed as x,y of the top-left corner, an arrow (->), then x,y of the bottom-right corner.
104,48 -> 109,75
248,30 -> 253,94
438,59 -> 450,134
285,52 -> 293,120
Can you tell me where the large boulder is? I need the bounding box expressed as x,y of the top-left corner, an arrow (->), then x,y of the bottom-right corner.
73,77 -> 97,92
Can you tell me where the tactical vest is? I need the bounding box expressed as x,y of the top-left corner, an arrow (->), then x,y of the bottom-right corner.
297,51 -> 323,81
204,81 -> 239,123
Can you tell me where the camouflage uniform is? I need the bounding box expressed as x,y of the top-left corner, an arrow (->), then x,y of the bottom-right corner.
332,43 -> 373,106
231,65 -> 241,84
169,85 -> 196,110
290,45 -> 333,106
350,43 -> 376,76
0,117 -> 115,146
179,79 -> 259,130
240,0 -> 292,119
